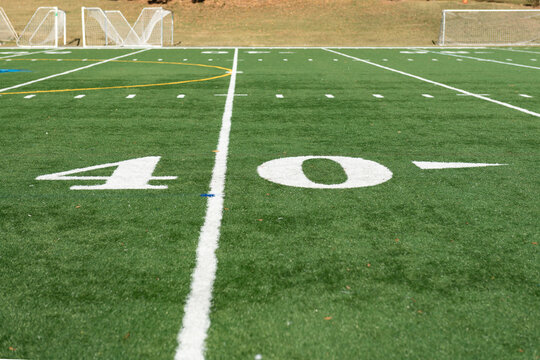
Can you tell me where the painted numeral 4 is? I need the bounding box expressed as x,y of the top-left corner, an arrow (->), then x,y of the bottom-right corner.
36,156 -> 177,190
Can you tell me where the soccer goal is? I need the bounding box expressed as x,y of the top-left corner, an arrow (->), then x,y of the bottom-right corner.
0,7 -> 18,42
82,7 -> 173,47
439,10 -> 540,46
129,8 -> 174,47
82,7 -> 135,47
17,7 -> 66,47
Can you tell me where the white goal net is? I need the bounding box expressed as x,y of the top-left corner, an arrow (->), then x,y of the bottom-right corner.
0,7 -> 18,42
439,10 -> 540,46
82,7 -> 173,47
17,7 -> 66,47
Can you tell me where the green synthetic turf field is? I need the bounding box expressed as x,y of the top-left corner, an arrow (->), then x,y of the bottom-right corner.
0,47 -> 539,359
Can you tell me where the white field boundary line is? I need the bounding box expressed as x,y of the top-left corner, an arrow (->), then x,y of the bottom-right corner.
495,48 -> 540,55
175,47 -> 239,360
0,49 -> 150,94
323,48 -> 540,118
428,51 -> 540,70
0,49 -> 50,60
0,46 -> 489,50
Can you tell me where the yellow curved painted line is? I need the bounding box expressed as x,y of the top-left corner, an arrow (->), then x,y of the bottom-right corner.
2,58 -> 232,95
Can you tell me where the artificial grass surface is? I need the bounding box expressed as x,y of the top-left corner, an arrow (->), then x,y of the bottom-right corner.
0,48 -> 538,359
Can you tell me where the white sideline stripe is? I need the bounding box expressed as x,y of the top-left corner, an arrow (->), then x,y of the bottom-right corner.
496,48 -> 540,55
0,49 -> 149,94
0,46 -> 492,50
0,50 -> 48,60
373,94 -> 384,98
422,94 -> 434,98
324,48 -> 540,118
74,94 -> 85,99
126,94 -> 136,99
457,93 -> 489,96
214,93 -> 247,96
429,51 -> 540,70
175,47 -> 239,360
24,95 -> 35,99
519,94 -> 532,98
413,161 -> 507,170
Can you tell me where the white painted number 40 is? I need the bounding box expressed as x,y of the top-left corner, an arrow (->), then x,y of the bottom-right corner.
36,156 -> 177,190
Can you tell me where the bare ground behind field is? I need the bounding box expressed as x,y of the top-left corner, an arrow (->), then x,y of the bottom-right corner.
0,0 -> 531,46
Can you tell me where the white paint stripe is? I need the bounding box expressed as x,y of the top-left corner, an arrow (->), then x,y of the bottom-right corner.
429,51 -> 540,70
324,48 -> 540,118
457,93 -> 490,96
519,94 -> 532,98
126,94 -> 136,99
276,94 -> 284,98
325,94 -> 334,98
422,94 -> 434,98
496,48 -> 540,55
413,161 -> 507,169
74,94 -> 85,99
0,49 -> 149,94
177,94 -> 185,98
214,93 -> 247,96
24,95 -> 35,99
373,94 -> 384,98
175,48 -> 239,360
0,46 -> 490,50
0,50 -> 47,60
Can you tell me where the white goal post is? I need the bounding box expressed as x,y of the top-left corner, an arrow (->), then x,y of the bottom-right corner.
439,9 -> 540,46
82,7 -> 173,47
0,7 -> 18,42
17,7 -> 66,47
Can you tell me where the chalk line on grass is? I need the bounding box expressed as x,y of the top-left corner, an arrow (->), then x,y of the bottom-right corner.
323,48 -> 540,118
0,49 -> 149,94
175,48 -> 239,360
428,51 -> 540,70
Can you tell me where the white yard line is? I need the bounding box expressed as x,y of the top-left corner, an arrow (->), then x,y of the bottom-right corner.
428,51 -> 540,70
496,48 -> 540,55
175,48 -> 239,360
0,49 -> 149,94
323,48 -> 540,118
0,49 -> 49,60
